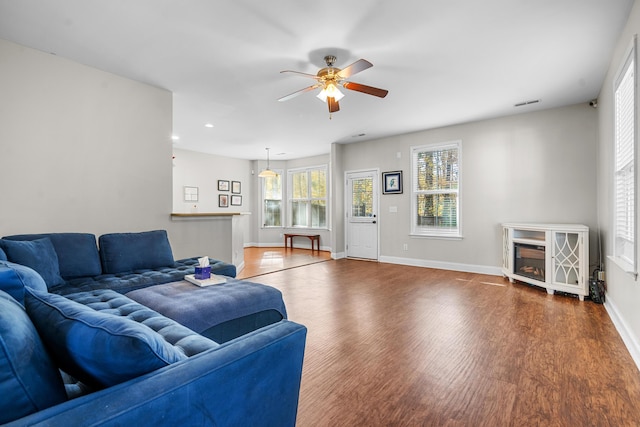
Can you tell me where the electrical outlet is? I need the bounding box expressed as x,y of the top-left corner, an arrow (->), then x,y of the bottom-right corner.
403,243 -> 408,251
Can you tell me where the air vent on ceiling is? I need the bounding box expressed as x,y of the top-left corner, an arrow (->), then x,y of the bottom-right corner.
514,99 -> 540,107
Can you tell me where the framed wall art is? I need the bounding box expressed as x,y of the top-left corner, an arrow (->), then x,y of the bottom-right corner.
382,171 -> 403,194
218,180 -> 230,191
218,194 -> 229,207
183,186 -> 198,202
231,181 -> 241,194
231,195 -> 242,206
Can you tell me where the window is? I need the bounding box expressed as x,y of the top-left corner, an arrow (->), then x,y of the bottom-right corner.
613,38 -> 637,275
411,141 -> 461,238
262,171 -> 283,227
288,166 -> 328,228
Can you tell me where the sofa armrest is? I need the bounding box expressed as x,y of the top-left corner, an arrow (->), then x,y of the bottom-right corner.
6,320 -> 307,427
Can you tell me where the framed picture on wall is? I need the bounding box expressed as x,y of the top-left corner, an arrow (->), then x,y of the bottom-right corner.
183,186 -> 198,202
218,180 -> 230,191
219,194 -> 229,208
232,181 -> 241,194
231,195 -> 242,206
382,171 -> 403,194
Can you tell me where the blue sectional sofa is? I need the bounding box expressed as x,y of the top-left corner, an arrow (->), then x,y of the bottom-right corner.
0,230 -> 236,294
0,230 -> 307,426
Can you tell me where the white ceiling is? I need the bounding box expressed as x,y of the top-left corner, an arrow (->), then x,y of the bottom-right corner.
0,0 -> 634,160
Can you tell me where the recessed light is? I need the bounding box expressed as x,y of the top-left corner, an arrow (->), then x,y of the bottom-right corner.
352,133 -> 366,138
204,123 -> 214,128
171,135 -> 180,141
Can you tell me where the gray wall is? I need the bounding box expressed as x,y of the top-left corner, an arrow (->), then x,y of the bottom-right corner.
596,0 -> 640,366
172,148 -> 253,215
333,104 -> 598,273
0,39 -> 230,263
0,39 -> 173,235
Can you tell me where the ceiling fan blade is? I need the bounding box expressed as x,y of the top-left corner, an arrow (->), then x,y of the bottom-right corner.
280,70 -> 320,79
328,97 -> 340,113
342,81 -> 389,98
336,59 -> 373,79
278,84 -> 321,102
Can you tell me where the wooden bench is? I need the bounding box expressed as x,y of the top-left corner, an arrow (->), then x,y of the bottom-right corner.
284,233 -> 320,252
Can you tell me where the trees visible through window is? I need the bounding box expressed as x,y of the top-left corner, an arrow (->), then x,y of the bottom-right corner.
289,166 -> 328,228
411,141 -> 461,237
351,177 -> 373,217
262,172 -> 282,227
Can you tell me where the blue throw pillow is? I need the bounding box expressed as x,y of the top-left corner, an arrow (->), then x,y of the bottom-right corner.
0,247 -> 6,261
0,238 -> 65,288
0,291 -> 67,424
3,233 -> 102,279
24,288 -> 188,389
0,261 -> 48,306
99,230 -> 175,274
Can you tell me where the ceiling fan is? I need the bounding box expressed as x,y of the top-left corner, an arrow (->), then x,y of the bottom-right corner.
278,55 -> 388,117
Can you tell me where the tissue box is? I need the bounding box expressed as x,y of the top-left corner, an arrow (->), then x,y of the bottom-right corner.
195,266 -> 211,280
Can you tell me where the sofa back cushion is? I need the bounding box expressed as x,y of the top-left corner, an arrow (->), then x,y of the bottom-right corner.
0,246 -> 6,261
0,260 -> 48,306
24,288 -> 189,389
0,291 -> 67,424
2,233 -> 102,279
99,230 -> 175,274
0,238 -> 65,288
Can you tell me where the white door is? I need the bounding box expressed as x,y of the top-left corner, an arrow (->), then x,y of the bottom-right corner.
346,171 -> 378,259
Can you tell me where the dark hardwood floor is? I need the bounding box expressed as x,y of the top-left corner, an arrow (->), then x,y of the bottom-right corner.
244,251 -> 640,426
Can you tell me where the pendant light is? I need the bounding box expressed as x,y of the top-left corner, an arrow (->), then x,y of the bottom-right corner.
258,148 -> 278,178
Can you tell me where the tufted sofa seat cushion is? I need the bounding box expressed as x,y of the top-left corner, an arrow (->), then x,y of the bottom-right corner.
64,289 -> 220,356
49,257 -> 237,295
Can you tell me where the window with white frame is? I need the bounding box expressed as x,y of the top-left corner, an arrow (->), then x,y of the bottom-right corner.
613,38 -> 637,275
262,171 -> 283,227
288,166 -> 328,228
411,141 -> 461,238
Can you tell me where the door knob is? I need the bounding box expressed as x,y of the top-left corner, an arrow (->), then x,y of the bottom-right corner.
372,221 -> 377,224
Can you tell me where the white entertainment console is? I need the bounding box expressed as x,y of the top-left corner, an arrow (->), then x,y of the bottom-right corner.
502,223 -> 589,300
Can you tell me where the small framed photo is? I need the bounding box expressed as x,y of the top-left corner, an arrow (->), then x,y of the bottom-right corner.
231,195 -> 242,206
231,181 -> 241,194
218,194 -> 229,208
183,186 -> 198,202
217,180 -> 230,192
382,171 -> 403,194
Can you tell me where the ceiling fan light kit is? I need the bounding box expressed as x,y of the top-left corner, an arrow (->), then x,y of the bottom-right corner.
279,55 -> 388,118
316,83 -> 344,102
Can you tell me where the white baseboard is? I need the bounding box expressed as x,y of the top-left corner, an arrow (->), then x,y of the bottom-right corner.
235,260 -> 245,274
378,255 -> 502,276
604,295 -> 640,371
244,242 -> 330,252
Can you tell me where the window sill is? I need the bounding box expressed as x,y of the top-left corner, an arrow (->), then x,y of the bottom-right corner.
287,227 -> 330,231
607,255 -> 638,280
410,233 -> 463,241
